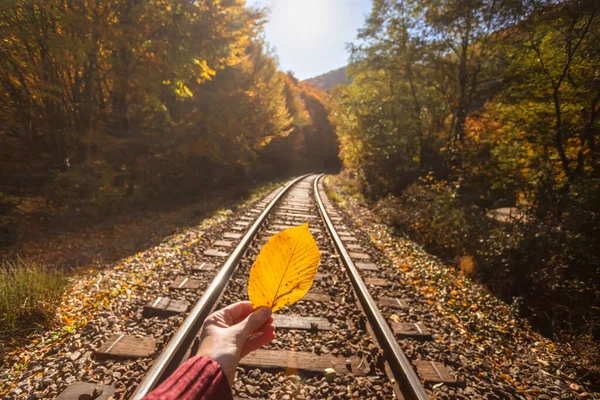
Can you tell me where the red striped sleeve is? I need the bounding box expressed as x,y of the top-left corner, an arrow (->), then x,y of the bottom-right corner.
142,356 -> 233,400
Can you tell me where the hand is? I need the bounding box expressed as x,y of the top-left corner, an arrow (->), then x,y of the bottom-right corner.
196,301 -> 275,384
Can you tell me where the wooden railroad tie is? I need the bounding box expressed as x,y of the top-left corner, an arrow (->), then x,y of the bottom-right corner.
282,201 -> 311,207
349,252 -> 371,260
364,278 -> 389,287
281,204 -> 312,209
346,244 -> 363,250
339,235 -> 358,242
240,350 -> 367,376
278,210 -> 312,216
213,240 -> 233,248
280,212 -> 317,219
391,322 -> 432,340
269,224 -> 321,233
223,232 -> 242,240
273,315 -> 333,330
265,227 -> 321,236
143,297 -> 190,318
414,360 -> 458,386
355,262 -> 379,271
269,221 -> 298,228
191,262 -> 216,273
203,249 -> 229,257
314,273 -> 331,281
95,334 -> 156,359
278,206 -> 311,213
301,292 -> 333,303
378,297 -> 408,309
169,276 -> 202,290
57,382 -> 116,400
235,221 -> 250,227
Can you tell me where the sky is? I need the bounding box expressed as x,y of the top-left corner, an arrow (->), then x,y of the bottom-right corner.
247,0 -> 372,80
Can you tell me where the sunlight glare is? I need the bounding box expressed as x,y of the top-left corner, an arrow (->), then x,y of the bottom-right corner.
248,0 -> 372,79
268,0 -> 333,49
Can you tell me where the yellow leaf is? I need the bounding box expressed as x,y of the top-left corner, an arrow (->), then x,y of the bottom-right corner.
248,223 -> 321,312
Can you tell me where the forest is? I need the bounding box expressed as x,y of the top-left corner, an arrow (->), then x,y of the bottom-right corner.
305,66 -> 348,91
329,0 -> 599,346
0,0 -> 340,248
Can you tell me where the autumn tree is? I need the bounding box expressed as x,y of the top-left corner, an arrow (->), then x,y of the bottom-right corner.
331,0 -> 600,337
259,75 -> 340,177
0,0 -> 339,231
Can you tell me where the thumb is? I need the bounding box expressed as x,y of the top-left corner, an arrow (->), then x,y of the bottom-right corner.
240,307 -> 272,336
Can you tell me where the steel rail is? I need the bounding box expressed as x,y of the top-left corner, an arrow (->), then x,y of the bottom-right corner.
131,174 -> 312,399
313,174 -> 429,400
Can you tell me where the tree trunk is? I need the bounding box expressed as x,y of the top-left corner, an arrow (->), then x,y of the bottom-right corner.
81,0 -> 101,169
406,62 -> 424,170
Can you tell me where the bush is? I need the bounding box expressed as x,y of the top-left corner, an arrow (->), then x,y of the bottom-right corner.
374,178 -> 481,262
497,207 -> 600,338
373,176 -> 599,341
0,258 -> 68,337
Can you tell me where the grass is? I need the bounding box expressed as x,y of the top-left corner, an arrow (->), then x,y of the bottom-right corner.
0,257 -> 68,338
246,179 -> 288,203
323,176 -> 348,209
324,174 -> 367,208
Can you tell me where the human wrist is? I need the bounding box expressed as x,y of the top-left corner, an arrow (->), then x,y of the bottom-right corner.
196,341 -> 238,384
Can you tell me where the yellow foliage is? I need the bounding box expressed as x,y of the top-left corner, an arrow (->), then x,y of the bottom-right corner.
175,80 -> 193,98
248,223 -> 321,312
459,255 -> 476,276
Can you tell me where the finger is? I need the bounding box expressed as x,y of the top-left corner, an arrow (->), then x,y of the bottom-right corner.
237,316 -> 274,334
231,312 -> 270,327
263,315 -> 274,328
240,307 -> 272,336
230,307 -> 275,327
250,320 -> 274,335
241,326 -> 276,358
219,301 -> 255,324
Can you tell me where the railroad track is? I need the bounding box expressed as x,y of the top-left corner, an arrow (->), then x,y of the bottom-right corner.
58,174 -> 457,400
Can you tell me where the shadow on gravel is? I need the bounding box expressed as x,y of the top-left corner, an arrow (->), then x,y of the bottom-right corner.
0,180 -> 280,273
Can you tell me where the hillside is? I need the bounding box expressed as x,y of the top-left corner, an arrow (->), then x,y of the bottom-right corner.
304,66 -> 348,90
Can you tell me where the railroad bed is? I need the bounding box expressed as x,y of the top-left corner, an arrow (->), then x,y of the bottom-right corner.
23,175 -> 461,399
